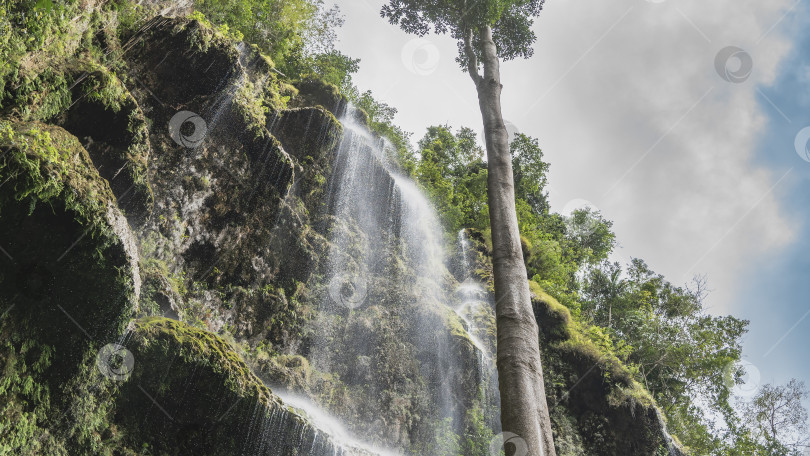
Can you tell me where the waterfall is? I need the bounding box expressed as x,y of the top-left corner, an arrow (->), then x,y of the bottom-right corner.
273,390 -> 399,456
654,409 -> 685,456
301,107 -> 496,452
454,230 -> 502,433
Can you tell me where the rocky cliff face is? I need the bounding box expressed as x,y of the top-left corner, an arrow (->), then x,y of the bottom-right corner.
0,11 -> 683,456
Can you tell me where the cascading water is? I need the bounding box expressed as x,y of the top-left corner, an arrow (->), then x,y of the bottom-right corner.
273,390 -> 399,456
299,107 -> 497,453
454,230 -> 502,433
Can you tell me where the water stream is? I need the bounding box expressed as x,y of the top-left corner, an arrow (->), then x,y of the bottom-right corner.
273,390 -> 400,456
309,109 -> 483,451
247,106 -> 504,454
454,230 -> 502,433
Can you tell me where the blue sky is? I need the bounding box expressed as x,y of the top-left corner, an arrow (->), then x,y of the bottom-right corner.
332,0 -> 810,397
735,0 -> 810,392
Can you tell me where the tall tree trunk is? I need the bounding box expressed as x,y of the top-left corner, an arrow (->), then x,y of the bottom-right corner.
466,26 -> 556,456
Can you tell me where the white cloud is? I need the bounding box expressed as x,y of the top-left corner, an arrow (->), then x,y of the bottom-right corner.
333,0 -> 800,313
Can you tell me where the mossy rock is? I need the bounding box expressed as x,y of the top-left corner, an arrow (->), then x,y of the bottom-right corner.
0,120 -> 140,354
270,107 -> 343,163
116,317 -> 371,455
291,75 -> 348,117
530,282 -> 674,455
0,120 -> 141,454
530,281 -> 572,342
58,67 -> 154,222
124,17 -> 240,106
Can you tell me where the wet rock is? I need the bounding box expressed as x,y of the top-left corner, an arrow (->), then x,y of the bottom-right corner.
530,285 -> 686,456
291,76 -> 348,118
117,317 -> 374,456
270,107 -> 343,163
0,121 -> 141,350
58,68 -> 154,223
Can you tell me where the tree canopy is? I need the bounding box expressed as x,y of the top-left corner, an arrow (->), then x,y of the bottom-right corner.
381,0 -> 545,68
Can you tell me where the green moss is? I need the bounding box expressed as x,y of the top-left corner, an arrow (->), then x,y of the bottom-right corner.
0,121 -> 141,455
114,318 -> 351,455
445,307 -> 474,346
132,317 -> 277,405
0,121 -> 115,249
530,280 -> 572,341
233,81 -> 268,136
60,66 -> 153,219
291,74 -> 347,116
271,106 -> 343,162
532,281 -> 633,384
531,281 -> 669,454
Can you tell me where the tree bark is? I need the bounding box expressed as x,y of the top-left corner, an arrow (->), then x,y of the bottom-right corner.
466,25 -> 557,456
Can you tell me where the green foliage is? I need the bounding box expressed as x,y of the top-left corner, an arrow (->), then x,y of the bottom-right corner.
580,259 -> 751,454
381,0 -> 546,66
415,125 -> 487,231
432,417 -> 461,456
192,0 -> 340,63
0,329 -> 134,455
461,402 -> 496,455
304,51 -> 360,91
0,333 -> 55,455
736,379 -> 809,455
412,125 -> 613,295
187,1 -> 416,175
350,89 -> 416,173
512,133 -> 549,215
0,0 -> 72,118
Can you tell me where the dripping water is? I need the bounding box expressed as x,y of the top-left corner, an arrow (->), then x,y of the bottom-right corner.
455,229 -> 502,433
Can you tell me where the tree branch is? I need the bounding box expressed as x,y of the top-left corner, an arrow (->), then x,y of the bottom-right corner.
463,27 -> 481,85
